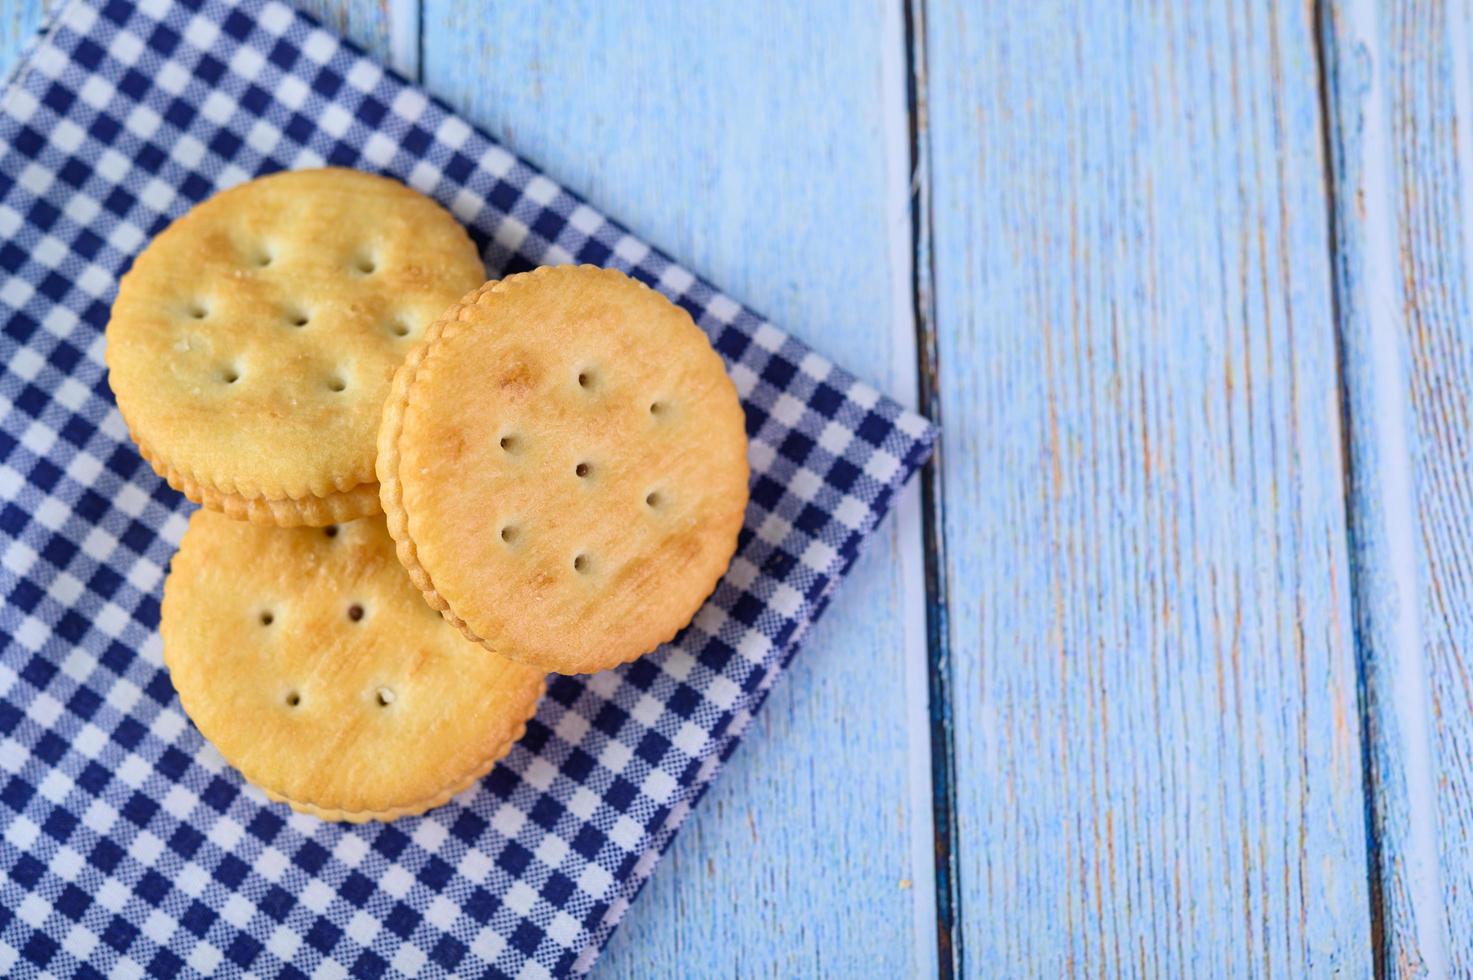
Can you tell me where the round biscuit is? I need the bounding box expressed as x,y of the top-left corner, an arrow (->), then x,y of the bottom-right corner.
379,265 -> 750,675
107,168 -> 486,524
161,509 -> 545,821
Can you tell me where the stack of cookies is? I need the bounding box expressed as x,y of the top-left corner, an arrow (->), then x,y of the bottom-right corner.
105,169 -> 750,822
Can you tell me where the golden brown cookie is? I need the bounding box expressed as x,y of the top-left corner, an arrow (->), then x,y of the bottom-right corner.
106,168 -> 485,525
160,509 -> 545,822
379,265 -> 750,675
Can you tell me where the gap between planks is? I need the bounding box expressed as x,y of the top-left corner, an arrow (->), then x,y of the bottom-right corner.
903,0 -> 963,977
881,0 -> 944,975
1316,0 -> 1450,974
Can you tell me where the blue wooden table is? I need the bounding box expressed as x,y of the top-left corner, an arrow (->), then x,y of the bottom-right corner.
4,0 -> 1469,975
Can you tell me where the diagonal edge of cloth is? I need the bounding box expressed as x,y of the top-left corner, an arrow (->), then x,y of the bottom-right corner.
0,0 -> 937,977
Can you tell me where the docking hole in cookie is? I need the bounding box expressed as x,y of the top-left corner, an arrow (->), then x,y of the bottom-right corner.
378,265 -> 750,675
160,509 -> 545,822
106,167 -> 486,525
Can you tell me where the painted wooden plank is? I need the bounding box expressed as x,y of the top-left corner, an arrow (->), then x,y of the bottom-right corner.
0,0 -> 46,84
924,1 -> 1374,974
1323,0 -> 1473,973
421,1 -> 935,976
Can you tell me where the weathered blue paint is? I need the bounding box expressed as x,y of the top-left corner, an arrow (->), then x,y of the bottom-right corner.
0,0 -> 44,82
1324,0 -> 1473,974
924,0 -> 1373,973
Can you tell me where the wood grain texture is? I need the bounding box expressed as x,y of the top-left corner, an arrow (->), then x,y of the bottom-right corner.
924,1 -> 1374,974
420,1 -> 935,976
1323,0 -> 1473,974
0,0 -> 45,84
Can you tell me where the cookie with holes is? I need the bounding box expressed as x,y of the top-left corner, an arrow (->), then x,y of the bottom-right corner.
379,266 -> 750,675
106,168 -> 485,526
160,508 -> 545,822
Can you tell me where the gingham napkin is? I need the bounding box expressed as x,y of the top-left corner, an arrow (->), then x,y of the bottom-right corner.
0,0 -> 937,975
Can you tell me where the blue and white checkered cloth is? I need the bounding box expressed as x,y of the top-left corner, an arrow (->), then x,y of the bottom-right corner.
0,0 -> 937,975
